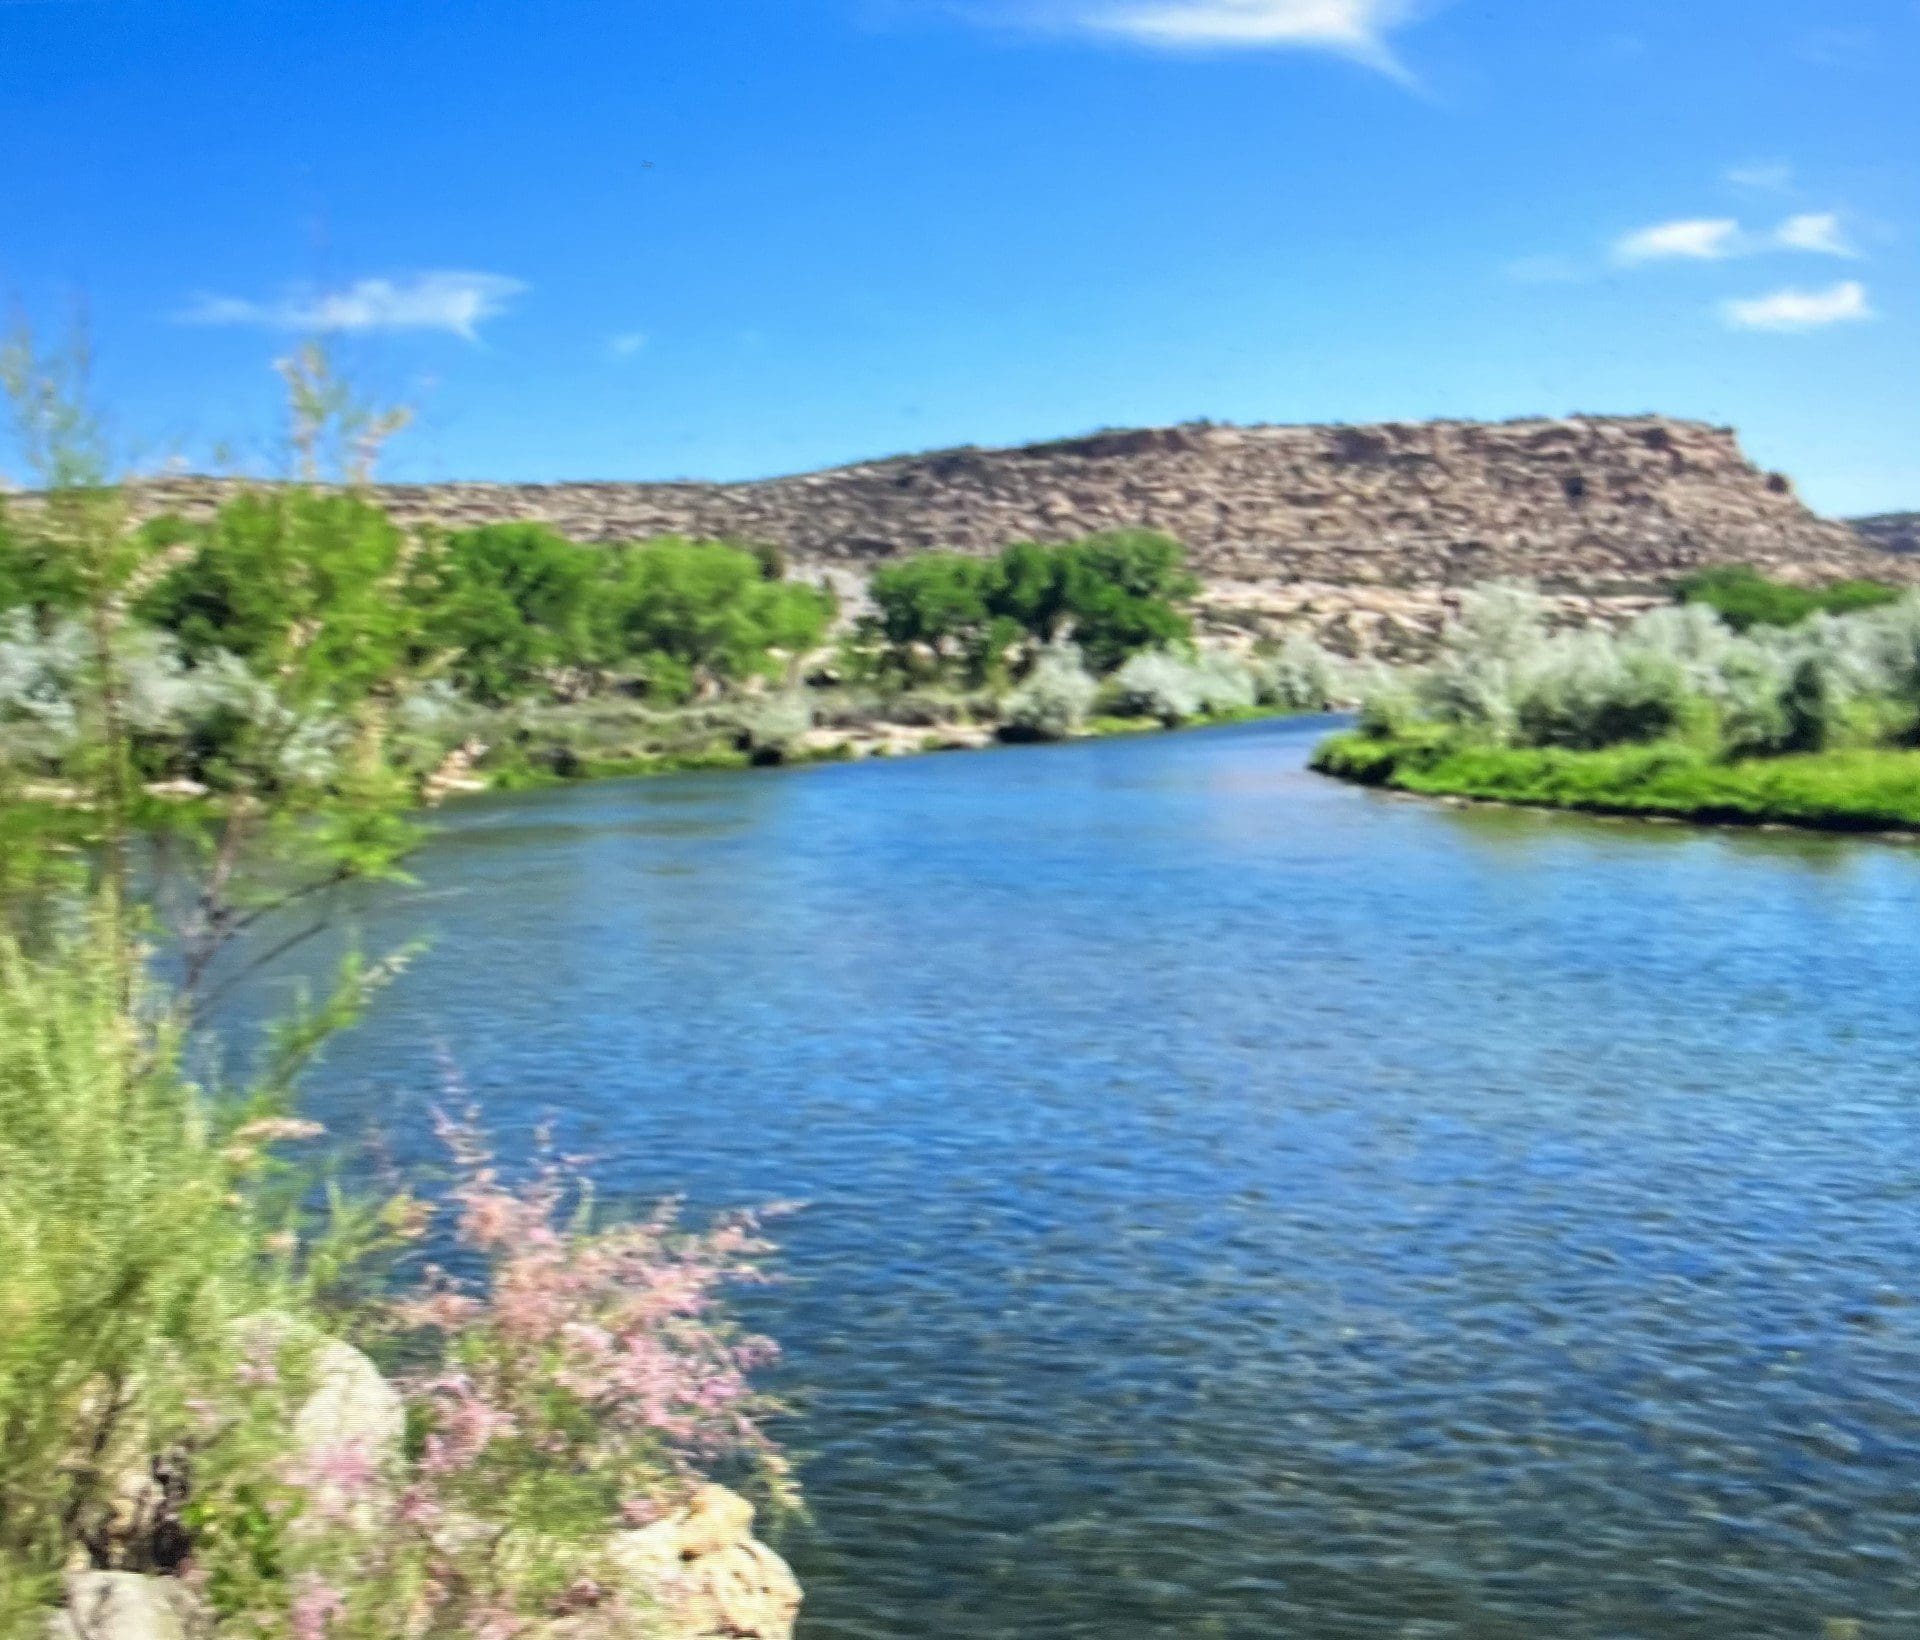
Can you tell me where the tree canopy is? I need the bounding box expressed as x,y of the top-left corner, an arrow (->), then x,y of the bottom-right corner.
865,530 -> 1196,679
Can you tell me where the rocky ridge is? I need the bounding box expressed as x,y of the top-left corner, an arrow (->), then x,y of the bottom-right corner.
1853,513 -> 1920,557
124,415 -> 1910,660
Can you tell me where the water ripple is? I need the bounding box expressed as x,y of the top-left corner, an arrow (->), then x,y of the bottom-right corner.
283,721 -> 1920,1638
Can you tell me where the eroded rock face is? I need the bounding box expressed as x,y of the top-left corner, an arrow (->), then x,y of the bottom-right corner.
120,415 -> 1910,658
605,1486 -> 802,1640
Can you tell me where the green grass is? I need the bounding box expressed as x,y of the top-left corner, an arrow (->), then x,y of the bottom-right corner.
1086,702 -> 1316,740
1312,729 -> 1920,834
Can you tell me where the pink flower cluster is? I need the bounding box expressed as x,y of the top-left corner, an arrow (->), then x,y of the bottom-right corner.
398,1107 -> 782,1480
267,1105 -> 792,1637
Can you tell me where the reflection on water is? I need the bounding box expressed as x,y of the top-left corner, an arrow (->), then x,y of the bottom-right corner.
275,719 -> 1920,1638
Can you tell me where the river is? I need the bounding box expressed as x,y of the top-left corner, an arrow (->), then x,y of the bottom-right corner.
274,716 -> 1920,1638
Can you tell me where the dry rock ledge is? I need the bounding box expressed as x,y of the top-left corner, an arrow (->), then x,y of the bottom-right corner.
44,1331 -> 801,1640
119,414 -> 1916,662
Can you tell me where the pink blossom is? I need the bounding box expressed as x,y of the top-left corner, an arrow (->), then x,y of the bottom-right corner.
394,1483 -> 444,1530
419,1378 -> 519,1474
290,1575 -> 345,1640
387,1100 -> 797,1559
284,1439 -> 381,1523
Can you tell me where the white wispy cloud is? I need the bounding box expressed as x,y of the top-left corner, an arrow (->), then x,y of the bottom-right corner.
1612,218 -> 1743,264
608,331 -> 649,358
1611,210 -> 1860,267
1773,212 -> 1856,258
178,272 -> 526,340
1022,0 -> 1425,77
1723,280 -> 1873,333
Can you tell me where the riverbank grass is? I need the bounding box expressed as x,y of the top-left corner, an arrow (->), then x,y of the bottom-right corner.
1313,729 -> 1920,833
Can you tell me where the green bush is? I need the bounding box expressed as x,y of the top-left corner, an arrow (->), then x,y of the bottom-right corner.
1312,728 -> 1920,832
1676,564 -> 1899,631
0,928 -> 379,1627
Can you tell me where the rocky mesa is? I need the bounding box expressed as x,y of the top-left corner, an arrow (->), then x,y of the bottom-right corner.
128,415 -> 1913,659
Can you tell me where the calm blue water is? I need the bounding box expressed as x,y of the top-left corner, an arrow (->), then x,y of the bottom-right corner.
264,718 -> 1920,1638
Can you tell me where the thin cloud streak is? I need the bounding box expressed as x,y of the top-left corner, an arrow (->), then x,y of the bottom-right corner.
1726,161 -> 1795,194
1611,212 -> 1860,266
1723,280 -> 1873,333
177,272 -> 527,340
1613,218 -> 1742,264
989,0 -> 1427,80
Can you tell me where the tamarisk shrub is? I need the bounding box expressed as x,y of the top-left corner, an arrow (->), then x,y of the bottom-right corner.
191,1109 -> 796,1638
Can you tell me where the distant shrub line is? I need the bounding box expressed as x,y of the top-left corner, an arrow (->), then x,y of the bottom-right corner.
1313,579 -> 1920,832
1676,564 -> 1900,632
1,499 -> 1348,794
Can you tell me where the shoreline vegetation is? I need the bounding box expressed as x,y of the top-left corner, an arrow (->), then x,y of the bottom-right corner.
0,341 -> 807,1638
1313,732 -> 1920,835
1311,575 -> 1920,838
4,437 -> 1353,820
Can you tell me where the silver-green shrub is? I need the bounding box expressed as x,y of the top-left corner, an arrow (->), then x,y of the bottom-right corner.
1110,650 -> 1205,723
1352,579 -> 1920,759
739,689 -> 815,760
1866,595 -> 1920,708
1003,642 -> 1098,740
1109,647 -> 1260,723
1192,648 -> 1258,714
0,614 -> 85,761
1255,632 -> 1344,710
1514,630 -> 1689,750
1414,583 -> 1550,744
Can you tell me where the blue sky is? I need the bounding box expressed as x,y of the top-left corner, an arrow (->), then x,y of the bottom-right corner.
1,0 -> 1915,513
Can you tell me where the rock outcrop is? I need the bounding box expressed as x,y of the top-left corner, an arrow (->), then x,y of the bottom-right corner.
1854,513 -> 1920,557
601,1485 -> 802,1640
122,415 -> 1909,660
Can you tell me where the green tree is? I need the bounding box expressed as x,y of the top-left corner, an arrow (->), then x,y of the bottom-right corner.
412,523 -> 599,703
1045,530 -> 1196,672
138,491 -> 414,709
867,553 -> 992,673
865,532 -> 1196,682
0,504 -> 89,621
597,538 -> 833,700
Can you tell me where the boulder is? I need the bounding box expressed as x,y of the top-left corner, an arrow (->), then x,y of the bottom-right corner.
606,1486 -> 802,1640
45,1572 -> 204,1640
289,1336 -> 406,1470
231,1318 -> 405,1534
